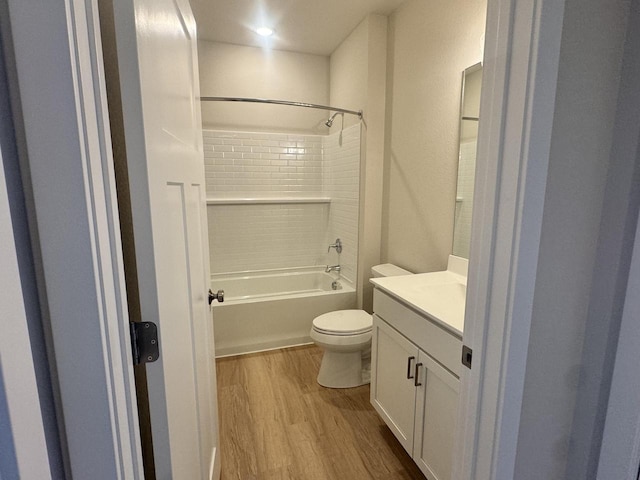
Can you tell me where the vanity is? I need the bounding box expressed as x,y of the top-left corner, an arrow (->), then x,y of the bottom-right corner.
370,256 -> 466,480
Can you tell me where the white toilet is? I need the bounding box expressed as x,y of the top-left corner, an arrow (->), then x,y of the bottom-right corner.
310,264 -> 412,388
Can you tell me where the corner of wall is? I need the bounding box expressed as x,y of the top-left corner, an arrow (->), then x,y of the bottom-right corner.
380,0 -> 486,274
329,12 -> 388,312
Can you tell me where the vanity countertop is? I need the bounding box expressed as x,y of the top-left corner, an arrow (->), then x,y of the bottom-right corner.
370,270 -> 466,337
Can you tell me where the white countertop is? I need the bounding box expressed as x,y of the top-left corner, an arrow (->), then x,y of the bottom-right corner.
371,270 -> 466,336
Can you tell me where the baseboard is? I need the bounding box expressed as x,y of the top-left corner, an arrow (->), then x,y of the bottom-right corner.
209,446 -> 220,480
214,337 -> 313,358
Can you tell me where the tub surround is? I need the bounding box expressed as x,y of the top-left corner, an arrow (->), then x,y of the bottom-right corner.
204,125 -> 360,284
205,124 -> 361,358
203,130 -> 324,197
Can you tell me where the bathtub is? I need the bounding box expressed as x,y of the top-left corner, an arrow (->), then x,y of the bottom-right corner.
210,267 -> 357,357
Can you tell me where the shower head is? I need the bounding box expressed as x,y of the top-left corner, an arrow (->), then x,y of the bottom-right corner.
325,112 -> 342,127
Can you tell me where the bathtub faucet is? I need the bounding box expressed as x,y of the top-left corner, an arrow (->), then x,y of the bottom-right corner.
326,265 -> 341,273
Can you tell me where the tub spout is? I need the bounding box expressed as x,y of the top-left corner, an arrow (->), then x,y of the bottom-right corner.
325,265 -> 341,273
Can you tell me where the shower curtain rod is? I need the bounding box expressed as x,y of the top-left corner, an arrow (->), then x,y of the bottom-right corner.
200,96 -> 363,119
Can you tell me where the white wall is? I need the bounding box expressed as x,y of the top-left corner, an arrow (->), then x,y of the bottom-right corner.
382,0 -> 487,274
329,14 -> 388,312
198,41 -> 330,134
329,19 -> 369,131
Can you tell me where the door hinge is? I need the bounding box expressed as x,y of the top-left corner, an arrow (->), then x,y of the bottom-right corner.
462,345 -> 473,369
130,321 -> 159,365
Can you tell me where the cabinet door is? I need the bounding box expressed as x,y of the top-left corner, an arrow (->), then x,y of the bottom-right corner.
371,314 -> 419,454
413,351 -> 460,480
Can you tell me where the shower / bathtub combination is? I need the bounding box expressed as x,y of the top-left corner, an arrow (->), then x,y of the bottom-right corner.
211,267 -> 355,357
202,100 -> 362,356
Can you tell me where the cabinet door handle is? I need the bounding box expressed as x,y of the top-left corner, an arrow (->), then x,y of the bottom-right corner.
414,362 -> 423,387
406,356 -> 416,379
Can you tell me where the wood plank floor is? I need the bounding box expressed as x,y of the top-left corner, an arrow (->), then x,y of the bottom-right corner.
216,344 -> 427,480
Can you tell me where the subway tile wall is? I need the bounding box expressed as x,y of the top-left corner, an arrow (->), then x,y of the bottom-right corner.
323,125 -> 361,284
203,130 -> 323,196
207,203 -> 329,273
204,126 -> 361,280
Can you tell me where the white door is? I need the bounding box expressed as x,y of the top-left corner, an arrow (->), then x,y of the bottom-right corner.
110,0 -> 219,478
370,314 -> 419,454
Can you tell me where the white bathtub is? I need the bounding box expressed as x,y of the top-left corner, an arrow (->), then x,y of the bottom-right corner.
210,267 -> 357,357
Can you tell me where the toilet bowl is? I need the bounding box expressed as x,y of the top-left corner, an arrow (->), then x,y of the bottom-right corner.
311,264 -> 412,388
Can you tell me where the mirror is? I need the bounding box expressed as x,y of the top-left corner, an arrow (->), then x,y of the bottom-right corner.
452,63 -> 483,259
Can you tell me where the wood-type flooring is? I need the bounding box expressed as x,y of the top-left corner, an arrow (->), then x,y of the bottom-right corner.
216,344 -> 427,480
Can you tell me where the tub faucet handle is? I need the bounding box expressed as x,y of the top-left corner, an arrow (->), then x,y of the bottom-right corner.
328,238 -> 342,254
325,265 -> 341,273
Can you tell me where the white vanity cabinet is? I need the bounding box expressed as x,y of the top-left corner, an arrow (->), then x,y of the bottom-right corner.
412,349 -> 460,480
371,316 -> 420,453
371,288 -> 462,480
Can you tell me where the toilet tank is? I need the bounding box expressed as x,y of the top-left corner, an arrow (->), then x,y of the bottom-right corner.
371,263 -> 412,278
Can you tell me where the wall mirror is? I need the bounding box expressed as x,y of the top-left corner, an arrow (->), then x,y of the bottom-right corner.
452,63 -> 483,259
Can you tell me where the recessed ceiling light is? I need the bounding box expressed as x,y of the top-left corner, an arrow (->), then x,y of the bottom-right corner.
255,26 -> 274,37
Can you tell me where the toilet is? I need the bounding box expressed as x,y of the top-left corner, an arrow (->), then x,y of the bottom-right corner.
310,264 -> 412,388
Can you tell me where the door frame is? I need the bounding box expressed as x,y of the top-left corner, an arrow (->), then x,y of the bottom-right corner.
595,210 -> 640,479
455,0 -> 567,478
457,0 -> 640,478
594,3 -> 640,477
0,133 -> 53,480
4,0 -> 143,477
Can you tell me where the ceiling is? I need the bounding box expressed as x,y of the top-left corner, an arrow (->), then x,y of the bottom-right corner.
189,0 -> 406,56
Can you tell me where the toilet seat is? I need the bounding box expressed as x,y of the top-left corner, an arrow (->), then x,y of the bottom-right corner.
312,310 -> 372,336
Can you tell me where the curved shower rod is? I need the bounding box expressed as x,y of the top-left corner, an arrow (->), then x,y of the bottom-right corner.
200,96 -> 363,119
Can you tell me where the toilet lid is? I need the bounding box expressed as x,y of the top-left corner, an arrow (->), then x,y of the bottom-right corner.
312,310 -> 372,335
